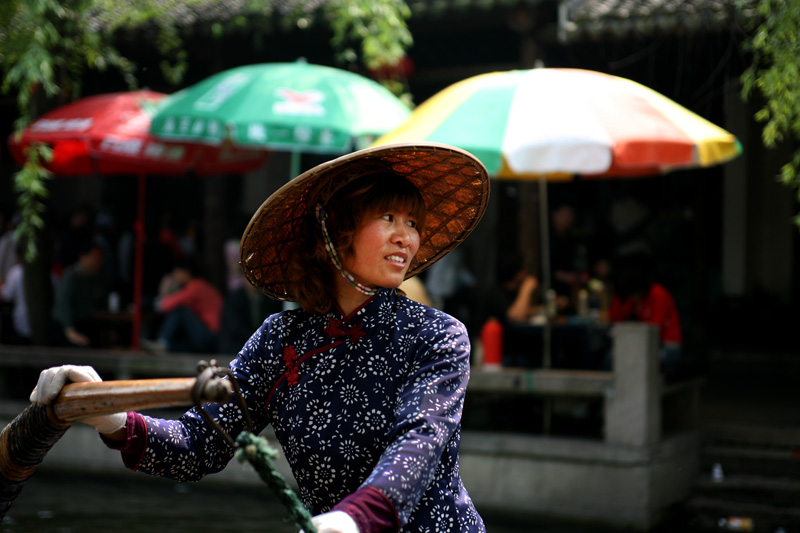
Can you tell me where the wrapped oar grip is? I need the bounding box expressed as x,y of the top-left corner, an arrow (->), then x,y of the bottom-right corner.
51,377 -> 233,423
0,404 -> 71,520
0,367 -> 234,524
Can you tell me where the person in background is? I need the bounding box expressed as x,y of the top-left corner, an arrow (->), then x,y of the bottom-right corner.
29,143 -> 489,532
1,241 -> 31,344
549,203 -> 587,313
218,238 -> 282,354
423,247 -> 475,324
485,251 -> 543,325
482,251 -> 545,368
118,215 -> 179,313
609,252 -> 682,369
0,208 -> 18,287
51,241 -> 107,347
52,205 -> 95,278
143,256 -> 223,354
586,248 -> 614,320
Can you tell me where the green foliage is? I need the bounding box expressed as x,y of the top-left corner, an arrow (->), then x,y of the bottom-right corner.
272,0 -> 413,101
324,0 -> 412,70
323,0 -> 413,102
10,143 -> 53,262
740,0 -> 800,226
3,0 -> 136,257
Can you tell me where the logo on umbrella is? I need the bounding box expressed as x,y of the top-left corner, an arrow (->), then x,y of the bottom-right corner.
273,89 -> 326,117
97,135 -> 187,163
32,118 -> 94,132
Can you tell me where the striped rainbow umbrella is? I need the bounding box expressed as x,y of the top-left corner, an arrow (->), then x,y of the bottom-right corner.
375,68 -> 741,180
375,68 -> 742,362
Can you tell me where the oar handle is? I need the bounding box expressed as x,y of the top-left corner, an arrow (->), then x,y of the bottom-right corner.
51,377 -> 233,423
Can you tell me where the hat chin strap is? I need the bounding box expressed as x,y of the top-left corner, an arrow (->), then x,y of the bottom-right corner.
316,204 -> 379,297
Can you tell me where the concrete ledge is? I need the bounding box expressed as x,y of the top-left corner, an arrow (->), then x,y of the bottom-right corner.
460,430 -> 700,530
469,368 -> 613,397
462,430 -> 699,465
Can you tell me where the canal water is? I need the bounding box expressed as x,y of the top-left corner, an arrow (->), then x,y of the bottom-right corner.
1,470 -> 628,533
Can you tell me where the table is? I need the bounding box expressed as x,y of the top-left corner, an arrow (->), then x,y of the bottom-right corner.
503,317 -> 612,370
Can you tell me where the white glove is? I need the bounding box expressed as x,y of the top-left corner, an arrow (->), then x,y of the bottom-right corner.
30,365 -> 126,435
300,510 -> 360,533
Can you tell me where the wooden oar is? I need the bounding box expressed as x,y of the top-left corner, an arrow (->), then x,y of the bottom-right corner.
0,372 -> 233,522
51,377 -> 232,422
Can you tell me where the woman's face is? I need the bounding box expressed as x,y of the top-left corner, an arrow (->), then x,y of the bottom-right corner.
342,205 -> 421,291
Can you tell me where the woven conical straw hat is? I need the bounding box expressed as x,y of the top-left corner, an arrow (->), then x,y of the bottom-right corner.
241,142 -> 490,301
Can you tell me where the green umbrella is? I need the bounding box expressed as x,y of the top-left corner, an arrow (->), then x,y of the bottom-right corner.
150,60 -> 411,176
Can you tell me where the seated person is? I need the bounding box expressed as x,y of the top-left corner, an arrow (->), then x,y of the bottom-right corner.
608,253 -> 682,368
145,257 -> 223,354
51,241 -> 107,347
485,252 -> 543,325
483,252 -> 545,368
550,203 -> 588,313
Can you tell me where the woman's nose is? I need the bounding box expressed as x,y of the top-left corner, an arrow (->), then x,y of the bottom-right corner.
393,225 -> 411,247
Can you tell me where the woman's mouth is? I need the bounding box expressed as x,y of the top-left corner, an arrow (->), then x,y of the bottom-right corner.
385,254 -> 406,266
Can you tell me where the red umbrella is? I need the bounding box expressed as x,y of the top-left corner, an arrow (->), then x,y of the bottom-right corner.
8,89 -> 269,176
8,90 -> 269,349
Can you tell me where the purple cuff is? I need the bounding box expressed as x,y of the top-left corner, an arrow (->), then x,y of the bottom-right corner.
99,411 -> 148,470
332,486 -> 399,533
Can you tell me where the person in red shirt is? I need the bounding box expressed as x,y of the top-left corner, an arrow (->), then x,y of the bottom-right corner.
608,253 -> 682,368
144,257 -> 223,354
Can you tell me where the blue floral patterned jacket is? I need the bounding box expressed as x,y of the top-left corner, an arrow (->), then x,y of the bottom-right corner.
133,290 -> 485,532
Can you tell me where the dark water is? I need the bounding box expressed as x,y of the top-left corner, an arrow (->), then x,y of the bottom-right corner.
0,470 -> 623,533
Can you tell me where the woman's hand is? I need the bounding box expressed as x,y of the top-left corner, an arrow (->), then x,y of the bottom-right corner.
30,365 -> 126,435
300,511 -> 360,533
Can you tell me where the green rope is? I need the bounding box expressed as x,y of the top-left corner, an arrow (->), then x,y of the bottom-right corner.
235,431 -> 317,533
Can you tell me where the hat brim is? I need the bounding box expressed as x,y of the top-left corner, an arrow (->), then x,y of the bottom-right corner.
241,142 -> 490,300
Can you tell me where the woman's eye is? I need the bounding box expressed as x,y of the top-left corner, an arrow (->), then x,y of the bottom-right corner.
382,214 -> 394,222
407,220 -> 417,229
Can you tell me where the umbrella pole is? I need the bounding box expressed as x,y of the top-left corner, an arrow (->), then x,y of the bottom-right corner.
131,172 -> 146,350
538,174 -> 553,436
538,174 -> 552,368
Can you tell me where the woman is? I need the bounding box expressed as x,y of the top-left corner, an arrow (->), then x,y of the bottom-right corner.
30,143 -> 490,532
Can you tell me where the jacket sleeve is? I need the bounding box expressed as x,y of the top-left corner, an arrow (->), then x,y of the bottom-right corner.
129,315 -> 282,481
360,313 -> 470,525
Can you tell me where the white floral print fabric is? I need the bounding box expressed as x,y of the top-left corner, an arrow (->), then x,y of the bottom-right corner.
134,290 -> 485,532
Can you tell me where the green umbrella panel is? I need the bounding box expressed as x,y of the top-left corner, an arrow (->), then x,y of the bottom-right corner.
150,61 -> 412,177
